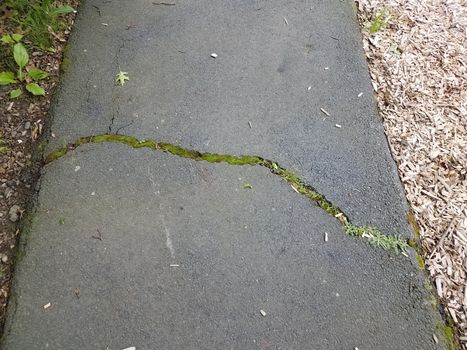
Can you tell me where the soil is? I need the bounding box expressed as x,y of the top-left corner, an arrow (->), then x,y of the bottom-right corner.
0,0 -> 78,332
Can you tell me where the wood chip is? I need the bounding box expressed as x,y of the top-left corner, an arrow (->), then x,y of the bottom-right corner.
43,302 -> 51,309
260,309 -> 267,316
335,124 -> 342,128
324,232 -> 328,242
210,53 -> 218,58
283,17 -> 288,25
320,108 -> 330,116
356,0 -> 467,343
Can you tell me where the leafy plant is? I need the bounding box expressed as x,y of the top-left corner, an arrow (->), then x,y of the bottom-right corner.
0,36 -> 48,97
5,0 -> 75,49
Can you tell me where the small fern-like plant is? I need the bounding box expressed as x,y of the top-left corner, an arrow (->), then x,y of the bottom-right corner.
344,223 -> 409,254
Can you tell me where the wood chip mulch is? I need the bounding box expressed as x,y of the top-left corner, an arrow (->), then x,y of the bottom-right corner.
356,0 -> 467,346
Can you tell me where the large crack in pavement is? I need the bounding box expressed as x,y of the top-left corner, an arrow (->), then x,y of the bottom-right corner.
45,133 -> 411,254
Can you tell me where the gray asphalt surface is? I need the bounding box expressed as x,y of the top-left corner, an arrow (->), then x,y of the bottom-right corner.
3,0 -> 448,349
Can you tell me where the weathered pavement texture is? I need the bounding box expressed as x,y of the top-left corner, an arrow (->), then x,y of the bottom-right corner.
3,0 -> 448,349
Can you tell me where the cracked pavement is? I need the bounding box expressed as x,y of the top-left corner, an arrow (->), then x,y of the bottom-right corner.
2,0 -> 449,349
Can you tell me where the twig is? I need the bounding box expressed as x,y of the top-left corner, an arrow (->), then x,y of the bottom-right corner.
429,219 -> 456,258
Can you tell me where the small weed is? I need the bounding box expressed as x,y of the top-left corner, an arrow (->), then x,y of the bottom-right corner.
344,223 -> 409,253
0,35 -> 48,97
0,137 -> 10,155
242,183 -> 253,189
58,217 -> 65,225
368,9 -> 389,33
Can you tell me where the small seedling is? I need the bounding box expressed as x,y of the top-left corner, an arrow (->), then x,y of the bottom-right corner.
115,70 -> 129,86
0,35 -> 48,97
242,183 -> 253,189
59,217 -> 65,225
0,137 -> 10,155
368,10 -> 389,33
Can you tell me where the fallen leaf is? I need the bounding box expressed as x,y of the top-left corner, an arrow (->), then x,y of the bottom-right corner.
115,71 -> 129,86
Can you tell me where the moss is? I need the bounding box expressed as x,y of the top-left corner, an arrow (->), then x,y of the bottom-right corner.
407,210 -> 421,239
436,321 -> 456,350
415,252 -> 425,270
59,57 -> 72,73
44,132 -> 410,254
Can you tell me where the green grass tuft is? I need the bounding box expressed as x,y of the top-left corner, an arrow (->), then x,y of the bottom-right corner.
345,223 -> 409,253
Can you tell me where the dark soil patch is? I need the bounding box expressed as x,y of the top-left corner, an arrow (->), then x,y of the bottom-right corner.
0,0 -> 79,333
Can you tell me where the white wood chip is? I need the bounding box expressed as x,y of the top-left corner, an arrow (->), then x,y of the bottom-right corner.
320,108 -> 330,116
122,347 -> 136,350
335,124 -> 342,128
283,17 -> 288,25
43,303 -> 51,309
260,309 -> 267,317
210,53 -> 218,58
324,232 -> 328,242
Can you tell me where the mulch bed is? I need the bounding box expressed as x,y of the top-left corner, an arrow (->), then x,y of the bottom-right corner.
0,0 -> 78,332
356,0 -> 467,347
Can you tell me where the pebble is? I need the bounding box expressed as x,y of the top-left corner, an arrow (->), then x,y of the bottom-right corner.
1,255 -> 8,263
24,121 -> 31,130
8,205 -> 20,222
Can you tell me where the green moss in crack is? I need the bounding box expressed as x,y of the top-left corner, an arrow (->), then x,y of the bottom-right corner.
407,210 -> 421,239
436,321 -> 456,350
60,57 -> 71,73
44,133 -> 411,254
416,252 -> 425,270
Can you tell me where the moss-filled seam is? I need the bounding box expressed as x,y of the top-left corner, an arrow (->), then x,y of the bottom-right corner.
45,133 -> 409,254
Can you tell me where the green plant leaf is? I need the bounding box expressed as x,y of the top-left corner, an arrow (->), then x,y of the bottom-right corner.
28,68 -> 49,81
1,34 -> 14,44
13,43 -> 29,69
51,5 -> 75,16
12,34 -> 23,42
26,83 -> 45,96
0,72 -> 17,85
10,89 -> 23,99
115,71 -> 129,86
